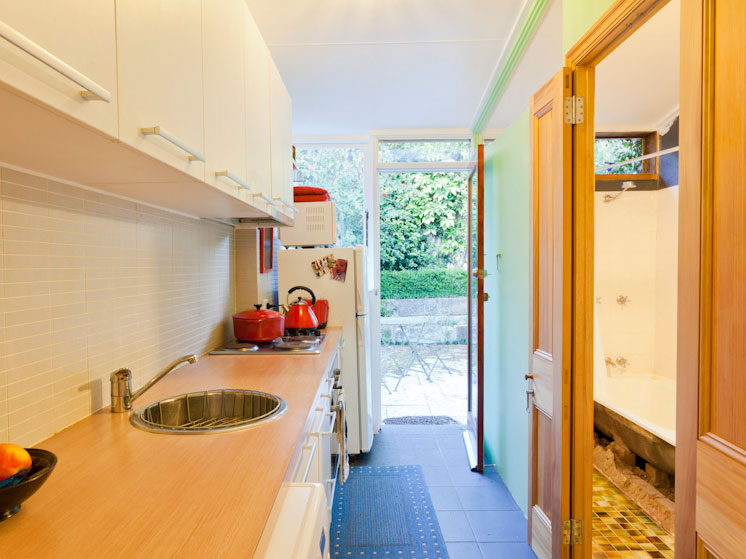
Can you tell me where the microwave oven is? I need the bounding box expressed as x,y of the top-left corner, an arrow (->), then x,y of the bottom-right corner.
279,201 -> 337,247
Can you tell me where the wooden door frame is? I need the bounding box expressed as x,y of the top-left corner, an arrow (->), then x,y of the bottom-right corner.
564,1 -> 695,558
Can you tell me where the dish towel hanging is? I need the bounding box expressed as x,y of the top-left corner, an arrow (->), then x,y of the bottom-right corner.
335,389 -> 349,484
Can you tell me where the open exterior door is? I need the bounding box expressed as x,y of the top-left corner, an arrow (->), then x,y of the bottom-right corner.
465,144 -> 485,472
527,68 -> 572,559
680,0 -> 746,557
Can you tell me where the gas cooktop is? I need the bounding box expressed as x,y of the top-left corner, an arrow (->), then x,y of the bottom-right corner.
209,334 -> 327,355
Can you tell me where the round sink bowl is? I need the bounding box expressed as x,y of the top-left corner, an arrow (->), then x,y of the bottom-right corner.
130,389 -> 287,434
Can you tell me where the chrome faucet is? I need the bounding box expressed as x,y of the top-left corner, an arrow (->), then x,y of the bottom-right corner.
110,354 -> 198,413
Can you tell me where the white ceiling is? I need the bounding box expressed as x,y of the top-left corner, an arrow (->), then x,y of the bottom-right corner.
595,0 -> 680,132
244,0 -> 526,136
485,0 -> 563,130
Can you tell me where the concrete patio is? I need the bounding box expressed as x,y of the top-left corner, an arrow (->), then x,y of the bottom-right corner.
380,343 -> 468,424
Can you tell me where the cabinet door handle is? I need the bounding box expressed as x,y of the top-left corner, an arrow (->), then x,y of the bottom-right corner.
526,389 -> 534,412
0,19 -> 111,102
141,125 -> 205,162
299,441 -> 317,483
252,192 -> 277,206
273,197 -> 300,213
215,170 -> 250,191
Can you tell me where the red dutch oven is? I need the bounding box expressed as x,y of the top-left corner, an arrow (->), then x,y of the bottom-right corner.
233,304 -> 285,343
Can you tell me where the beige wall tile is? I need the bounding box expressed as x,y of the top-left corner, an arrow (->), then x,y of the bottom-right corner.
0,166 -> 243,446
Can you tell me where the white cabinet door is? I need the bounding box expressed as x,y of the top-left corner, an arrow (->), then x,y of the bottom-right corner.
202,0 -> 251,203
116,0 -> 205,181
0,1 -> 117,136
269,57 -> 293,209
244,9 -> 273,212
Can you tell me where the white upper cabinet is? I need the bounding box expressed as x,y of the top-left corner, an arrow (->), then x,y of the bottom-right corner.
0,1 -> 118,136
203,0 -> 250,201
116,0 -> 205,181
244,9 -> 273,212
269,57 -> 294,212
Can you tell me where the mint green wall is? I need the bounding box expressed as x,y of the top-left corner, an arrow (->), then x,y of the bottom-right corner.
563,0 -> 616,52
483,110 -> 530,515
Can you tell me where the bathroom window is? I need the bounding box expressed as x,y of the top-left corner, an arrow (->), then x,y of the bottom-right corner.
595,132 -> 659,179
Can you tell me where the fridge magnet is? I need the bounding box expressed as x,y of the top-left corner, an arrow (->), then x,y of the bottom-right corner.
331,258 -> 347,282
311,256 -> 329,277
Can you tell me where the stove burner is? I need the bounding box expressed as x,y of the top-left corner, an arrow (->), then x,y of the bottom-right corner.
223,342 -> 259,352
273,341 -> 317,351
284,328 -> 321,338
281,335 -> 320,344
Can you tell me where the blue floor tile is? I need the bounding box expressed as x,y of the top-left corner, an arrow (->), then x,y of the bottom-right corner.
420,466 -> 453,486
455,484 -> 520,511
447,466 -> 505,487
466,510 -> 528,542
478,542 -> 537,558
428,486 -> 462,510
435,510 -> 475,542
446,542 -> 484,559
399,448 -> 445,466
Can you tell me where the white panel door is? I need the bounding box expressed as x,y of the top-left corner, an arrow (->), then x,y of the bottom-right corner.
116,0 -> 205,181
202,0 -> 250,203
0,1 -> 117,135
269,57 -> 293,206
244,8 -> 273,210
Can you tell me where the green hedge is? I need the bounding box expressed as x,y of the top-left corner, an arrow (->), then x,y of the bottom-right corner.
380,268 -> 467,299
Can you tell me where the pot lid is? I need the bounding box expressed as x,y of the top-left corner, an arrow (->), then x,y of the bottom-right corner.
233,304 -> 283,321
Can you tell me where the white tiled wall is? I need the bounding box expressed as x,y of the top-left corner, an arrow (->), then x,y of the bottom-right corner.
594,188 -> 678,379
235,227 -> 278,312
0,166 -> 237,446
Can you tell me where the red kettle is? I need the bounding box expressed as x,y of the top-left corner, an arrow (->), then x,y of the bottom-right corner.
285,286 -> 319,330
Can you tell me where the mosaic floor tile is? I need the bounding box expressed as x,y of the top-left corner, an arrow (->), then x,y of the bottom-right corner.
592,471 -> 674,559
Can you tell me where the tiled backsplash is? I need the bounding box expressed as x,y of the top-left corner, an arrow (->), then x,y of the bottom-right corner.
0,166 -> 240,446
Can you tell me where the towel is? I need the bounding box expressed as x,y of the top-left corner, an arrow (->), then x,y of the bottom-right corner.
294,194 -> 331,202
335,389 -> 349,484
294,186 -> 329,196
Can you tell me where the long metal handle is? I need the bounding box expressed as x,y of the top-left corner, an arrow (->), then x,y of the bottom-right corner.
273,197 -> 300,213
321,411 -> 337,437
252,192 -> 277,206
299,441 -> 317,483
0,19 -> 111,102
215,170 -> 250,191
141,125 -> 205,162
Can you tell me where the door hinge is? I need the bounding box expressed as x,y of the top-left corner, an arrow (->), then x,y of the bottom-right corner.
562,519 -> 583,546
563,96 -> 585,124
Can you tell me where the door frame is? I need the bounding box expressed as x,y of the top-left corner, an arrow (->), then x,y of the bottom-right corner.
563,1 -> 695,558
466,143 -> 485,472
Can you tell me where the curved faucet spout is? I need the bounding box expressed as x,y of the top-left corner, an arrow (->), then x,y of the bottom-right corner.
110,354 -> 198,413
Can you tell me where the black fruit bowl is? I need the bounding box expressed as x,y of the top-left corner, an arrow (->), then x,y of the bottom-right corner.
0,449 -> 57,521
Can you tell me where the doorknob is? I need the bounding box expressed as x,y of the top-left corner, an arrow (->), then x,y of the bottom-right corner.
472,268 -> 488,279
526,389 -> 535,412
525,374 -> 534,380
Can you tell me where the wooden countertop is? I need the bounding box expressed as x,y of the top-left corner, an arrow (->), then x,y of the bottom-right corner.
0,329 -> 341,558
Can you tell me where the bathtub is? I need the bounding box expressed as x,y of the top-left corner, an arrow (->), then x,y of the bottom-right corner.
595,375 -> 676,446
593,312 -> 676,474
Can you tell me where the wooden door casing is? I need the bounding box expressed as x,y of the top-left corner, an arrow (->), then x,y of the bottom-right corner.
528,68 -> 573,559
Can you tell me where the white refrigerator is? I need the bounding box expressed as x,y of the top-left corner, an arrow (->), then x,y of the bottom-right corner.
278,246 -> 374,454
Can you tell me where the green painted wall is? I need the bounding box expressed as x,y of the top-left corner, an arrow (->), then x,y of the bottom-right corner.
563,0 -> 616,53
483,110 -> 530,515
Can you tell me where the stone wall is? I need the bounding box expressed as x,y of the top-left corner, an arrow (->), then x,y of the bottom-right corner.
381,297 -> 468,344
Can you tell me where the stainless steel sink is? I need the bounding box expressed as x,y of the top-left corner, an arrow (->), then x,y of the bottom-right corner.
130,389 -> 287,434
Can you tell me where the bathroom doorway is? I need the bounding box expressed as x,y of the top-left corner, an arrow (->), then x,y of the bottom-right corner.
566,0 -> 682,557
592,2 -> 679,557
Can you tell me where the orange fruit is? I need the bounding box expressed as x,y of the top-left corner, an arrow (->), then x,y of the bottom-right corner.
0,443 -> 32,482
